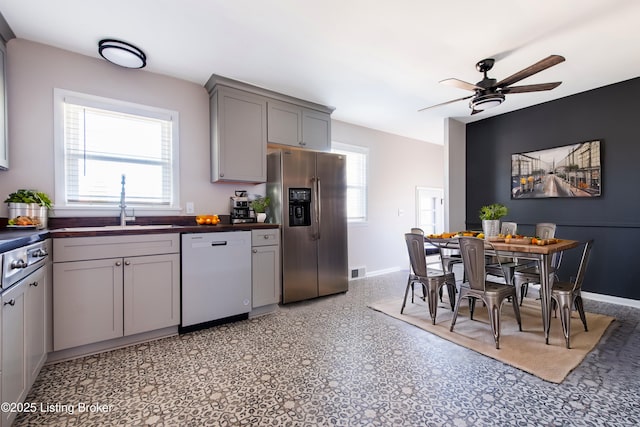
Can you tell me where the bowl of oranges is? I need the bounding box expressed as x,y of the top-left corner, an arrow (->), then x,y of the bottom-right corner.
195,215 -> 220,225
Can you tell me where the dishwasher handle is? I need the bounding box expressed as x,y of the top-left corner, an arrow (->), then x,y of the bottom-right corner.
211,241 -> 228,246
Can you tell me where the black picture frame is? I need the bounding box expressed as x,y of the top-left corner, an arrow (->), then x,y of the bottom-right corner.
511,140 -> 601,199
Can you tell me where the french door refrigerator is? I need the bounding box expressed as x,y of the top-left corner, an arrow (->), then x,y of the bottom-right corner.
267,149 -> 348,304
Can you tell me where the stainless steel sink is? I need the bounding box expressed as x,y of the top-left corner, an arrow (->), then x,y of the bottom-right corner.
57,225 -> 176,232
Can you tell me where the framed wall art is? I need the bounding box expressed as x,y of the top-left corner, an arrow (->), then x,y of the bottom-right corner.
511,140 -> 601,199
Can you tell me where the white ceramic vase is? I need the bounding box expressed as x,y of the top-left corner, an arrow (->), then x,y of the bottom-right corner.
256,212 -> 267,223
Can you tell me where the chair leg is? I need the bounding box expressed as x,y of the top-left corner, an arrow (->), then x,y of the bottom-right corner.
554,294 -> 573,349
486,297 -> 502,349
511,291 -> 523,331
449,289 -> 466,332
401,277 -> 413,314
575,296 -> 588,332
427,285 -> 439,325
446,283 -> 456,311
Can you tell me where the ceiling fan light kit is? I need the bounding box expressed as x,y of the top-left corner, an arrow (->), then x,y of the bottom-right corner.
98,39 -> 147,69
470,92 -> 505,111
420,54 -> 565,115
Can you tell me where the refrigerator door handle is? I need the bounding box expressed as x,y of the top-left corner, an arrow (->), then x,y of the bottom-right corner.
316,177 -> 322,240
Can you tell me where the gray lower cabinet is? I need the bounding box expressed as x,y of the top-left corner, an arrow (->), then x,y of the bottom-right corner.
210,86 -> 267,183
251,229 -> 280,308
1,279 -> 27,427
267,100 -> 331,151
52,234 -> 180,351
1,265 -> 46,427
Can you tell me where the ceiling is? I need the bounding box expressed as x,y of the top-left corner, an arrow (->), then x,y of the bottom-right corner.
1,0 -> 639,145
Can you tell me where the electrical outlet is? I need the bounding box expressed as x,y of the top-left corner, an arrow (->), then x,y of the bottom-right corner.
186,202 -> 194,214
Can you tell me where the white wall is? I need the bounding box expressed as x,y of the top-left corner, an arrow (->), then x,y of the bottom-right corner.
332,120 -> 444,276
1,38 -> 263,217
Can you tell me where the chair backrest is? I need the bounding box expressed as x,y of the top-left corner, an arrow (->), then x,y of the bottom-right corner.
571,240 -> 594,292
410,227 -> 425,236
501,222 -> 517,236
405,233 -> 428,277
458,237 -> 487,291
536,223 -> 556,239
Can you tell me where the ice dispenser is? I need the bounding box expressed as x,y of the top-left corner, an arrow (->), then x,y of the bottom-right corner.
288,188 -> 311,227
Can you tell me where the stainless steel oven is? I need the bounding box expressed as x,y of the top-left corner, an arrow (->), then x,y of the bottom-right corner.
1,240 -> 49,291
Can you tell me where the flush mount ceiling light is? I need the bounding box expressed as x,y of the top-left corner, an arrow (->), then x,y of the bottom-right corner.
98,39 -> 146,69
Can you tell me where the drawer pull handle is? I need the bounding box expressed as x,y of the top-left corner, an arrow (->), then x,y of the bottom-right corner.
30,281 -> 39,287
211,241 -> 227,246
4,299 -> 15,306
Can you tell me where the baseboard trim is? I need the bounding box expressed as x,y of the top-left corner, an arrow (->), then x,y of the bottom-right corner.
582,291 -> 640,309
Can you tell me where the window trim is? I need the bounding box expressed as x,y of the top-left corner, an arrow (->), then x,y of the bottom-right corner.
53,88 -> 181,216
332,141 -> 368,224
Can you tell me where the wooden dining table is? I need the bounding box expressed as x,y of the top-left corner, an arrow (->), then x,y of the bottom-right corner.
429,237 -> 580,344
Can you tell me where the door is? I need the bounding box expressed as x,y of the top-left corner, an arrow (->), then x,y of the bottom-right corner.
416,187 -> 444,235
302,109 -> 331,151
213,86 -> 267,182
281,149 -> 319,303
2,279 -> 28,425
316,152 -> 348,296
26,266 -> 46,385
124,253 -> 180,336
53,258 -> 124,351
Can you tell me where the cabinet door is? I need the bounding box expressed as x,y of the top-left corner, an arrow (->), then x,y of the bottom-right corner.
302,109 -> 331,151
252,245 -> 280,308
26,266 -> 46,386
123,253 -> 180,336
212,86 -> 267,183
267,100 -> 302,146
0,43 -> 7,170
2,280 -> 28,426
53,259 -> 124,351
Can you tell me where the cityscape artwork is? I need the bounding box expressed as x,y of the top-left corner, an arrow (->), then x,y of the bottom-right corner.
511,140 -> 601,198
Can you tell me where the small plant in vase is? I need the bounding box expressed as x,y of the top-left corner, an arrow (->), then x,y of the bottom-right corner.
479,203 -> 508,237
250,196 -> 271,223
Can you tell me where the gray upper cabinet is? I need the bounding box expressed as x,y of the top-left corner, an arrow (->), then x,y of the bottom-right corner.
268,100 -> 331,151
209,86 -> 267,183
206,75 -> 334,180
0,41 -> 8,170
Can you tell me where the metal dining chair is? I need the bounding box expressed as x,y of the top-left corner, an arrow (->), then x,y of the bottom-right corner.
550,240 -> 594,348
402,233 -> 456,324
514,222 -> 559,304
484,222 -> 519,288
450,237 -> 522,349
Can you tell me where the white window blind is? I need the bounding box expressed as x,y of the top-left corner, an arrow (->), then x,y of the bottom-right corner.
332,142 -> 368,222
57,90 -> 178,208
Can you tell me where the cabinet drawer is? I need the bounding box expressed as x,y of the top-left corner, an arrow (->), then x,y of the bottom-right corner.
53,234 -> 180,262
251,229 -> 280,247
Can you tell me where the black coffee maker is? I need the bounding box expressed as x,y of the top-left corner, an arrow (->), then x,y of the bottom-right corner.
230,190 -> 256,224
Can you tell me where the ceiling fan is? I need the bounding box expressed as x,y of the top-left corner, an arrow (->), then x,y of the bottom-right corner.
419,55 -> 565,115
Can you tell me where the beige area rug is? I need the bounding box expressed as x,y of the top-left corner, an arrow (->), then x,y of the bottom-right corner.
369,295 -> 615,383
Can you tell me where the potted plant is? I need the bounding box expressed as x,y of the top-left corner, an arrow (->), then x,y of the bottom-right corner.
4,189 -> 53,228
479,203 -> 508,237
250,195 -> 270,223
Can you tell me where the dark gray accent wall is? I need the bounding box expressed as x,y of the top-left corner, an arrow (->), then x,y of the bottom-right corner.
466,77 -> 640,300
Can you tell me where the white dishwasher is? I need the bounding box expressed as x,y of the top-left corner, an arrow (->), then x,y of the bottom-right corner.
181,231 -> 251,330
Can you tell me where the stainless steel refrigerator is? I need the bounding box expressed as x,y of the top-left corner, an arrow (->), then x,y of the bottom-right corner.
267,149 -> 348,304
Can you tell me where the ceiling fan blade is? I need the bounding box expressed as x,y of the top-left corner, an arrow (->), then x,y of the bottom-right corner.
440,78 -> 481,92
496,55 -> 565,88
501,82 -> 562,94
470,109 -> 483,115
418,95 -> 473,112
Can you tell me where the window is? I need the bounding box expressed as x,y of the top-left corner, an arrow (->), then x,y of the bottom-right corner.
416,187 -> 444,235
332,142 -> 368,222
54,89 -> 179,212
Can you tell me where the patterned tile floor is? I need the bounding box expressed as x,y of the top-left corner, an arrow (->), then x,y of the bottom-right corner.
14,271 -> 640,426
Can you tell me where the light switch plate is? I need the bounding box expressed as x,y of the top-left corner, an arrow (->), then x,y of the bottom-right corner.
186,202 -> 194,214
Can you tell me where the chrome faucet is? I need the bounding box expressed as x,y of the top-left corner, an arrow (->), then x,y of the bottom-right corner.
119,174 -> 135,226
